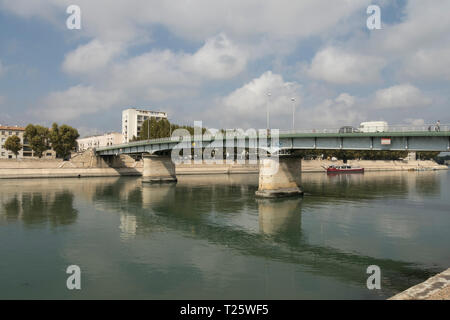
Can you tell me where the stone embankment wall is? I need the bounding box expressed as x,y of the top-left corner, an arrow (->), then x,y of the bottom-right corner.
301,159 -> 448,172
0,150 -> 142,179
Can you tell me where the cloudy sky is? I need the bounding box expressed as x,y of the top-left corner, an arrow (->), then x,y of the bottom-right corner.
0,0 -> 448,137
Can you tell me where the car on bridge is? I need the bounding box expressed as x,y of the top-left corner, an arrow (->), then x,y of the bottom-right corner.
339,126 -> 360,133
359,121 -> 389,133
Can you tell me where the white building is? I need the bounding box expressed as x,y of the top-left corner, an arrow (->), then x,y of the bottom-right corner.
77,132 -> 123,151
122,108 -> 167,143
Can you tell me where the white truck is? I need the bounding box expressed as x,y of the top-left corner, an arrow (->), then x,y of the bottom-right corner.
359,121 -> 389,133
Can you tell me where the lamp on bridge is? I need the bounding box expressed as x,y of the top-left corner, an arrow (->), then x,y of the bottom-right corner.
266,91 -> 271,131
291,97 -> 296,131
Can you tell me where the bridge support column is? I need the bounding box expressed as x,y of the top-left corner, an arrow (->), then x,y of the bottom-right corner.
255,155 -> 303,198
142,154 -> 177,183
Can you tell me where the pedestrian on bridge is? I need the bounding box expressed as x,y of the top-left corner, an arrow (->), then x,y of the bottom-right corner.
435,120 -> 441,132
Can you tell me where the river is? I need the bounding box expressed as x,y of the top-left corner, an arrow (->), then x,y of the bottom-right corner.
0,170 -> 449,299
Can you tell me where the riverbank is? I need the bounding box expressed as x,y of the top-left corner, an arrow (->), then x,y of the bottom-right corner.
390,268 -> 450,300
301,159 -> 448,172
0,152 -> 447,179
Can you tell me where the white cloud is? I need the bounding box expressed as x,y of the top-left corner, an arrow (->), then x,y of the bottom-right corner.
181,33 -> 247,79
380,0 -> 450,54
305,93 -> 364,128
205,73 -> 367,129
39,85 -> 123,122
404,118 -> 425,126
62,40 -> 124,75
373,84 -> 432,109
37,34 -> 249,121
0,0 -> 370,42
372,0 -> 450,84
0,59 -> 5,77
210,71 -> 301,128
4,0 -> 449,129
307,47 -> 385,84
0,0 -> 62,22
402,47 -> 450,81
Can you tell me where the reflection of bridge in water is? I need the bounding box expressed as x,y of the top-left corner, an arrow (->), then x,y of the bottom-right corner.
89,174 -> 442,294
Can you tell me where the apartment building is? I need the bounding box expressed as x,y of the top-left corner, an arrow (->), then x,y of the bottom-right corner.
77,132 -> 123,151
0,125 -> 58,159
122,108 -> 167,143
0,125 -> 33,159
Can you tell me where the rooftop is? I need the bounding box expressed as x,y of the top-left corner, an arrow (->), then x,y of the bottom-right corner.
78,132 -> 122,140
123,108 -> 167,115
0,125 -> 25,131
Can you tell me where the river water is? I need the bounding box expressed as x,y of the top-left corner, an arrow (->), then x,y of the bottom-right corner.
0,170 -> 449,299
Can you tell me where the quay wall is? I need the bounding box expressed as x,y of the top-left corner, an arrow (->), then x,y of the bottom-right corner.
390,268 -> 450,300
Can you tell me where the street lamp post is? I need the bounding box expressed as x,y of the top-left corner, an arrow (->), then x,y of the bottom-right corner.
266,91 -> 271,131
291,97 -> 295,131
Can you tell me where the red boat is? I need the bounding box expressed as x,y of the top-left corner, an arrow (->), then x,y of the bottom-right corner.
326,165 -> 364,174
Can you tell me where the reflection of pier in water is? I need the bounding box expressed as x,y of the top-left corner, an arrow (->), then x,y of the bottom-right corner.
90,174 -> 442,293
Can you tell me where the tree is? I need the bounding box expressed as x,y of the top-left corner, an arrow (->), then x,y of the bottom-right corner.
139,118 -> 205,140
24,124 -> 50,158
140,118 -> 171,140
416,151 -> 440,160
49,123 -> 80,158
4,135 -> 22,158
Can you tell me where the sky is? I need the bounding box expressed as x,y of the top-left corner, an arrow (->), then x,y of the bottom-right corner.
0,0 -> 449,137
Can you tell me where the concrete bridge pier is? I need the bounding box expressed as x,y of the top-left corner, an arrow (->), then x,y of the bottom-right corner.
142,154 -> 177,183
255,155 -> 303,198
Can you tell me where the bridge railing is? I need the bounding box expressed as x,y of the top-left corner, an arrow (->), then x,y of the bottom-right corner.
279,124 -> 449,135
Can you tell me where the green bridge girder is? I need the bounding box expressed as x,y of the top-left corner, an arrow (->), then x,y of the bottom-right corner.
96,131 -> 450,156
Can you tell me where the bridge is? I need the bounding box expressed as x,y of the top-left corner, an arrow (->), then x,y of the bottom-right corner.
95,125 -> 450,198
